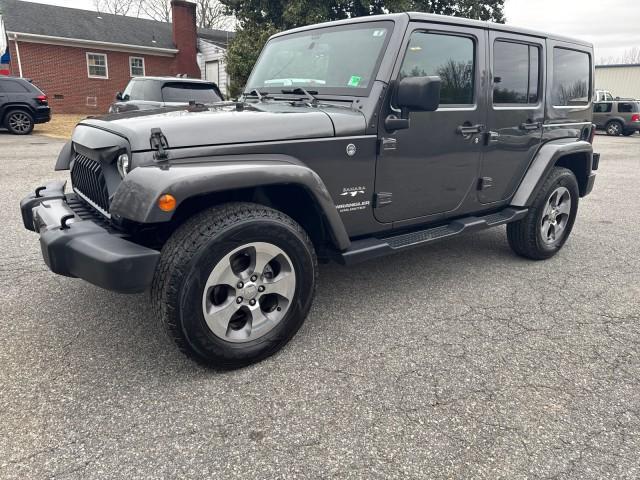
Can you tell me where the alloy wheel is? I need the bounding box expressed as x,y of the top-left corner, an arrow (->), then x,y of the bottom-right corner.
201,242 -> 296,343
540,186 -> 572,245
8,112 -> 32,134
607,122 -> 621,136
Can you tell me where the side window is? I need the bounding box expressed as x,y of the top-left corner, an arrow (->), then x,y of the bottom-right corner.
128,80 -> 145,100
618,102 -> 634,113
493,40 -> 540,104
552,48 -> 591,106
399,32 -> 475,105
1,80 -> 29,93
593,102 -> 612,113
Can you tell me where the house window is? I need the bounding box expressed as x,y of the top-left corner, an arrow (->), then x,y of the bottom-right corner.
87,53 -> 108,79
130,57 -> 145,77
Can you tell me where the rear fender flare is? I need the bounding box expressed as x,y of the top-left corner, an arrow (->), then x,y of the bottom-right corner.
511,140 -> 593,207
110,155 -> 351,250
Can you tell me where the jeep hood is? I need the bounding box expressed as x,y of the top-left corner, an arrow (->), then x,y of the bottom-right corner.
78,102 -> 366,152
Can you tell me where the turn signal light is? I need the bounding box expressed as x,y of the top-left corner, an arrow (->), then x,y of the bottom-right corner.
158,194 -> 177,212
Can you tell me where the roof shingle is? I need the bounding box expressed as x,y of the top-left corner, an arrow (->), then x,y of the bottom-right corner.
0,0 -> 233,50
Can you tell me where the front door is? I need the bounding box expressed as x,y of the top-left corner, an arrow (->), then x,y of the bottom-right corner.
206,60 -> 220,85
478,32 -> 545,204
374,25 -> 487,224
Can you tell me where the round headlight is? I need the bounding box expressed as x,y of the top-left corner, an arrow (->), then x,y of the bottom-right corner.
117,153 -> 130,178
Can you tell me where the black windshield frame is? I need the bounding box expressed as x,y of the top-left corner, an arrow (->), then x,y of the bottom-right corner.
246,21 -> 396,98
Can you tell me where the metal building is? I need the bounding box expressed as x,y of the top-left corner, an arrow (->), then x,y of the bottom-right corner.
595,64 -> 640,100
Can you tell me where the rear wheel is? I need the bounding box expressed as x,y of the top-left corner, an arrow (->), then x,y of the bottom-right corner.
5,110 -> 34,135
151,202 -> 317,369
605,120 -> 623,136
507,167 -> 579,260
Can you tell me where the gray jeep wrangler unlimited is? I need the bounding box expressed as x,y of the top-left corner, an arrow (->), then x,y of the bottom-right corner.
21,13 -> 599,369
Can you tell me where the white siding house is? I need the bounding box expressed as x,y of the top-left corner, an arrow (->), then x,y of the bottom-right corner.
196,29 -> 234,97
198,38 -> 229,95
595,64 -> 640,100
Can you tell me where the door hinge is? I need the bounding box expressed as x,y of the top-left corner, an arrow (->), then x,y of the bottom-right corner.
374,192 -> 393,208
377,137 -> 397,155
478,177 -> 494,190
150,128 -> 169,162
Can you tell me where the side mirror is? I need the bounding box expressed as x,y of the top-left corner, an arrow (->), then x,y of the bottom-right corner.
115,92 -> 123,101
385,76 -> 442,131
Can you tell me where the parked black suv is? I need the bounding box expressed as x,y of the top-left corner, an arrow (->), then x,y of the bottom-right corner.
21,13 -> 598,368
0,77 -> 51,134
109,76 -> 224,113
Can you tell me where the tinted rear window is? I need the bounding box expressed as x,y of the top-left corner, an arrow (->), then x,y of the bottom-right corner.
161,83 -> 221,103
0,80 -> 31,93
618,102 -> 638,113
551,48 -> 591,107
493,41 -> 540,104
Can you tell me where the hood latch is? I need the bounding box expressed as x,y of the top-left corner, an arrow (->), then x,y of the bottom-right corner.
150,128 -> 169,162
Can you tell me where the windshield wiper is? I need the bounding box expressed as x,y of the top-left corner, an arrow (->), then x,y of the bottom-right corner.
242,89 -> 271,102
281,87 -> 319,105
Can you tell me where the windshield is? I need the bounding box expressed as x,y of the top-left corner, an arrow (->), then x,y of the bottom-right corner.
247,21 -> 393,96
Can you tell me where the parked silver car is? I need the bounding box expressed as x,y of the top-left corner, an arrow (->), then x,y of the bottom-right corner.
593,100 -> 640,136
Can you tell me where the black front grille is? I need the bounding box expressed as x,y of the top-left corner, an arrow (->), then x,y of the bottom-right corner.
70,153 -> 110,214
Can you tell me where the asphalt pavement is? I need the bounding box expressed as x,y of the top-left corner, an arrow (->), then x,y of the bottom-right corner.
0,131 -> 639,479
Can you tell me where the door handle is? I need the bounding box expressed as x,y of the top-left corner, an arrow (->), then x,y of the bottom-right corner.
456,124 -> 485,135
519,122 -> 541,131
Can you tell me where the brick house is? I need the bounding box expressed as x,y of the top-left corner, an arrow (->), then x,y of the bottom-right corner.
0,0 -> 233,113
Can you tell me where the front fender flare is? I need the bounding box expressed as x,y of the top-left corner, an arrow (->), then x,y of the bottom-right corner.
110,157 -> 351,250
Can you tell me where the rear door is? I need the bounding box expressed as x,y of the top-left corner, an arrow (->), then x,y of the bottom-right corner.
479,31 -> 545,204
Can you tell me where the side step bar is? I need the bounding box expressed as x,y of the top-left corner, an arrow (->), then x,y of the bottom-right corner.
339,207 -> 528,265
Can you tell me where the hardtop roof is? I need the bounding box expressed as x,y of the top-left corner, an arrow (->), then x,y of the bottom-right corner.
271,12 -> 592,49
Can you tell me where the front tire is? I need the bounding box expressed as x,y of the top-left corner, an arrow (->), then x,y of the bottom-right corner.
151,203 -> 317,369
507,167 -> 579,260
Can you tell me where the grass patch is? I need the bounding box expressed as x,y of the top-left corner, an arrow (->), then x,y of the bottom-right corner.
35,114 -> 88,139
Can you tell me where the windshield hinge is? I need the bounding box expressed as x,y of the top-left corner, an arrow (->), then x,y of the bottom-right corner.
150,128 -> 169,162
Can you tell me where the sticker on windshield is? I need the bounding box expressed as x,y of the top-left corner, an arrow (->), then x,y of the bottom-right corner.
373,29 -> 386,37
347,75 -> 362,87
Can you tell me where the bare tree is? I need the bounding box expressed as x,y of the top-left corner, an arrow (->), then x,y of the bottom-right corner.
94,0 -> 142,16
599,47 -> 640,65
139,0 -> 171,22
140,0 -> 234,29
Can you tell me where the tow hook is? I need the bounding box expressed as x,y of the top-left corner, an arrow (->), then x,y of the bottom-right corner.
60,214 -> 75,230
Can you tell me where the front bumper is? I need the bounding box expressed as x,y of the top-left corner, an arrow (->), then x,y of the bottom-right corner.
20,181 -> 160,294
